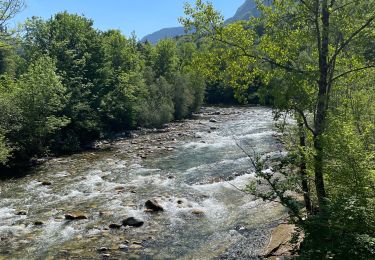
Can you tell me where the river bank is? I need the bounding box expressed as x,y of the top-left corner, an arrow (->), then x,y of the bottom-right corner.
0,106 -> 289,259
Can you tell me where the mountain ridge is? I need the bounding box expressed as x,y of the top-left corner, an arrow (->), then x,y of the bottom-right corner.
141,0 -> 262,44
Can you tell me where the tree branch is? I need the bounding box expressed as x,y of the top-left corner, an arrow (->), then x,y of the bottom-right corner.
314,0 -> 323,68
299,0 -> 314,13
0,0 -> 25,27
212,33 -> 310,74
331,1 -> 357,13
294,107 -> 315,135
329,15 -> 375,67
330,65 -> 375,83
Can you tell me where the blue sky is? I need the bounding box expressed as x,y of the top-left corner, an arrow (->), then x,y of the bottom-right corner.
11,0 -> 245,39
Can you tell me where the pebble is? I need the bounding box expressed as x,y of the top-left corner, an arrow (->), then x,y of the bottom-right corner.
129,244 -> 143,250
16,210 -> 27,216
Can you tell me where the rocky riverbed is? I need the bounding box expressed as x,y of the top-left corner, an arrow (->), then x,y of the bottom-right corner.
0,106 -> 288,259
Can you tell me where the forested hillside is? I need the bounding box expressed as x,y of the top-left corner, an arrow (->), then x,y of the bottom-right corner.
0,9 -> 208,170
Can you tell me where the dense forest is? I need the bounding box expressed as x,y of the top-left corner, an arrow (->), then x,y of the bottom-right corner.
0,6 -> 233,170
0,0 -> 374,259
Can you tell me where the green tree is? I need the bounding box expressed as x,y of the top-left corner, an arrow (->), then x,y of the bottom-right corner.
181,0 -> 375,210
182,1 -> 375,257
172,72 -> 194,120
23,13 -> 106,148
101,71 -> 146,131
0,134 -> 10,164
138,76 -> 174,128
0,77 -> 19,165
100,30 -> 146,131
154,39 -> 178,78
14,56 -> 69,158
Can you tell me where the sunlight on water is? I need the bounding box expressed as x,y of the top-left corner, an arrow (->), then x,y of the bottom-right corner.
0,107 -> 287,259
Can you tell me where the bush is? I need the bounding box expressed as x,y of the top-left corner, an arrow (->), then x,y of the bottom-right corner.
138,77 -> 174,128
301,197 -> 375,259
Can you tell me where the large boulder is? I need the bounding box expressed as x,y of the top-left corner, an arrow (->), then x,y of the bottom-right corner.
145,199 -> 164,212
263,224 -> 303,258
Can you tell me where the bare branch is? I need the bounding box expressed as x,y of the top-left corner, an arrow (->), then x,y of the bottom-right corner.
225,181 -> 250,194
232,134 -> 258,169
0,0 -> 25,27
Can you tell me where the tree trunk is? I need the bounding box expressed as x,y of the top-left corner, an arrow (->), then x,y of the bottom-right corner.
313,0 -> 330,210
298,119 -> 312,214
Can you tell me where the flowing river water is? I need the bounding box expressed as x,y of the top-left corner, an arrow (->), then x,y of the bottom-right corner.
0,106 -> 287,259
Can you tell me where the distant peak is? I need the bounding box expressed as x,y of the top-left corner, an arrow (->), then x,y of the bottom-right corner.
141,0 -> 267,44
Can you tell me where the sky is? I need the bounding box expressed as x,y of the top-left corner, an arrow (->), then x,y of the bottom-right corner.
11,0 -> 245,39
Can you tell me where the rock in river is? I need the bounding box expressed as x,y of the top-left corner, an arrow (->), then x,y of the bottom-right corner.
191,209 -> 205,216
122,217 -> 144,227
145,199 -> 164,212
129,244 -> 143,250
109,223 -> 122,229
16,210 -> 27,216
65,212 -> 88,221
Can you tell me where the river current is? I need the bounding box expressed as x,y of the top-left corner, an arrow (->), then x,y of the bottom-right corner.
0,106 -> 287,259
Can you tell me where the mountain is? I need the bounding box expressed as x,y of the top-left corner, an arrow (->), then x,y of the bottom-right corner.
225,0 -> 259,24
141,0 -> 263,44
141,27 -> 186,45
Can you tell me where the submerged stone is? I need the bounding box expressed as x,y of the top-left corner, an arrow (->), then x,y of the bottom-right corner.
191,210 -> 205,216
122,217 -> 144,227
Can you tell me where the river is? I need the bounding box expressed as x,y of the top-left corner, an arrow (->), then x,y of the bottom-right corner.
0,106 -> 287,259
